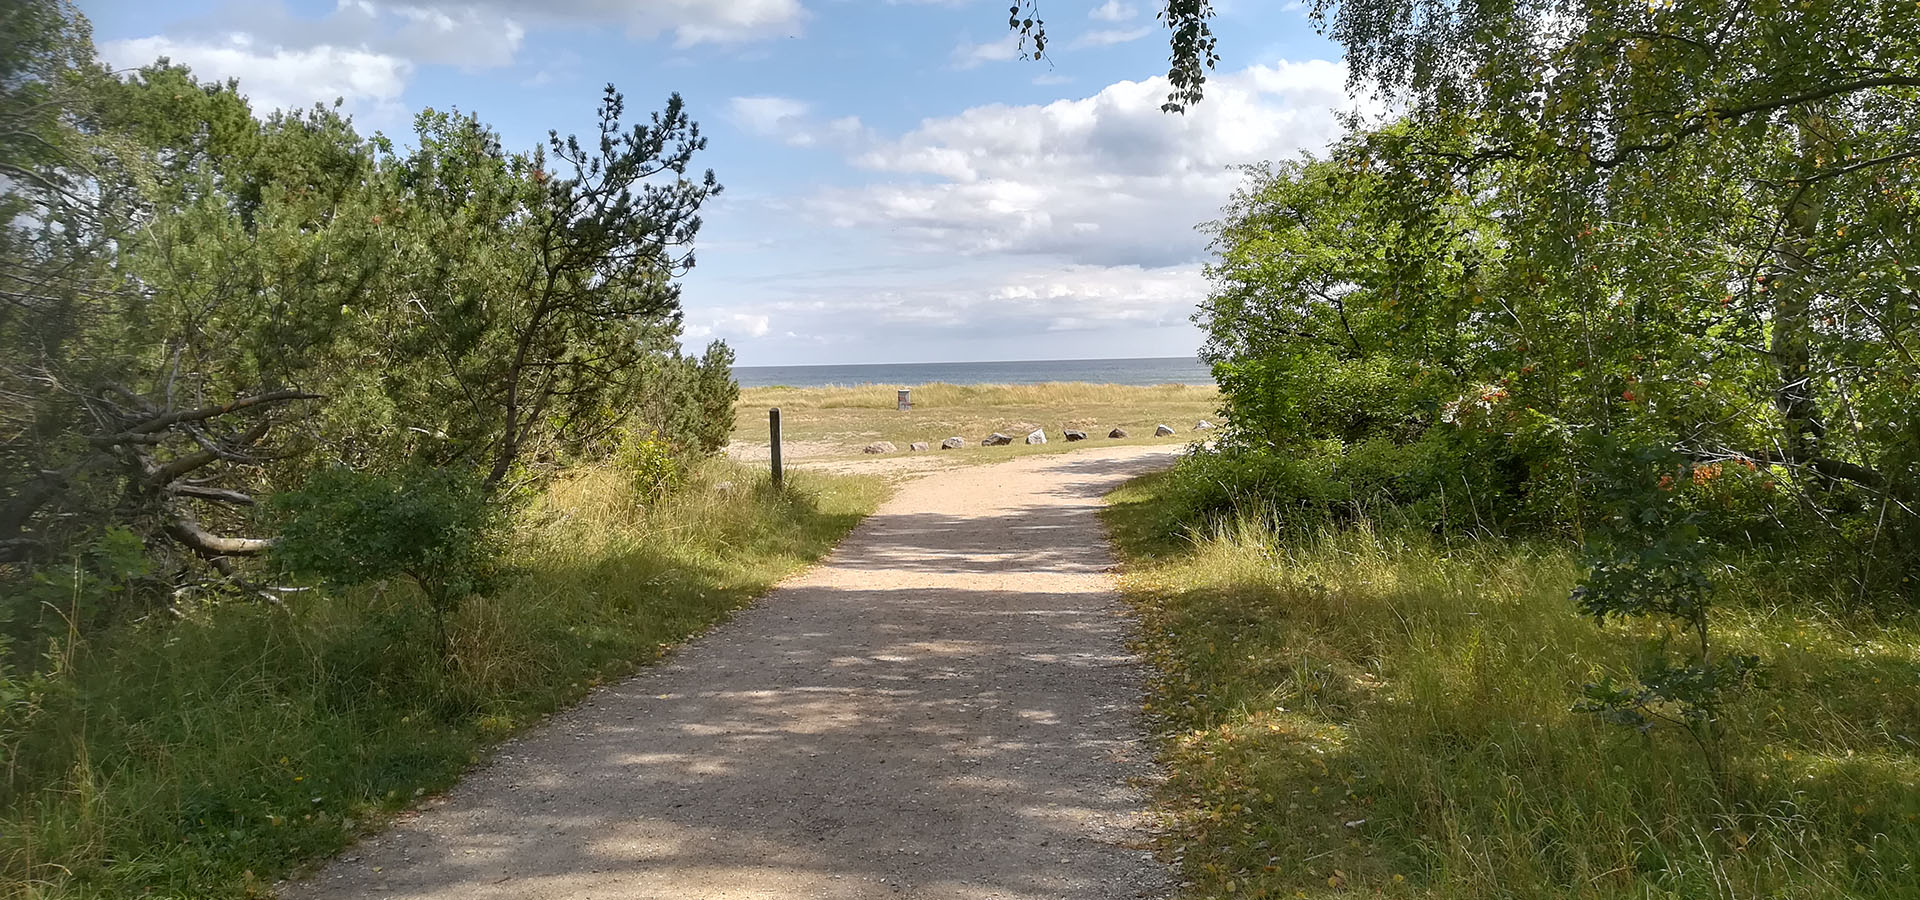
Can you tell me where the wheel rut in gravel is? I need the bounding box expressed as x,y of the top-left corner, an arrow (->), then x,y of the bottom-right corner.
286,444 -> 1178,900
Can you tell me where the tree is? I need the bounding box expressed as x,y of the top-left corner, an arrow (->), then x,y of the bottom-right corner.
2,7 -> 736,631
361,88 -> 721,490
1040,0 -> 1918,595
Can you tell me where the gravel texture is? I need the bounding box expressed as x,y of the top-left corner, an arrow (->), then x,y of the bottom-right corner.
282,444 -> 1179,900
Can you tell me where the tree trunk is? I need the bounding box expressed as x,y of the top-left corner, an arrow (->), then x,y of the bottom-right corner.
1769,118 -> 1827,464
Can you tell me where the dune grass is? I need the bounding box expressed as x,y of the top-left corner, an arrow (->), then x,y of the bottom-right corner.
733,382 -> 1220,463
1103,470 -> 1920,900
0,462 -> 884,899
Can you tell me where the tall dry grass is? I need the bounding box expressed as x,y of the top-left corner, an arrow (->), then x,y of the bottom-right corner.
1104,471 -> 1920,899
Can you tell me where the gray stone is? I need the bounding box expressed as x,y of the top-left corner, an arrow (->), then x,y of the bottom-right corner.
909,441 -> 930,452
1063,429 -> 1088,442
863,441 -> 897,454
940,436 -> 966,450
1026,429 -> 1047,445
1154,424 -> 1176,436
1194,420 -> 1215,431
1108,427 -> 1129,439
982,432 -> 1014,446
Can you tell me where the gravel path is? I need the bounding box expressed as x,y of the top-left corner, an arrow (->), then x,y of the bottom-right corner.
284,444 -> 1179,900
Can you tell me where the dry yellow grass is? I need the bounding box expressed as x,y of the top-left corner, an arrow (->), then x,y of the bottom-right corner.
730,382 -> 1222,463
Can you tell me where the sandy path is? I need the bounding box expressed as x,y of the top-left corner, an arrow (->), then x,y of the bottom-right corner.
285,444 -> 1178,900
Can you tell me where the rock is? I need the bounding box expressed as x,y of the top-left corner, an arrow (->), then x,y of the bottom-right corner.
1154,424 -> 1176,436
940,436 -> 966,450
909,441 -> 929,452
1195,420 -> 1215,430
862,441 -> 897,454
1064,429 -> 1088,442
981,432 -> 1013,446
1108,427 -> 1129,439
1026,429 -> 1047,445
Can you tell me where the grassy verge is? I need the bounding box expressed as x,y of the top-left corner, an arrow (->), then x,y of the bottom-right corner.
1103,470 -> 1920,900
732,382 -> 1219,464
1,462 -> 884,899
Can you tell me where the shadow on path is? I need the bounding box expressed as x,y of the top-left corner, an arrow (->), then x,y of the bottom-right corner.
283,445 -> 1180,900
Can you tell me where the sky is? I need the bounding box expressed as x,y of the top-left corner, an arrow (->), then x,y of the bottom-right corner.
79,0 -> 1364,366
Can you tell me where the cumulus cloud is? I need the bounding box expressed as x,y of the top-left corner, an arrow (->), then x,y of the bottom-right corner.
690,262 -> 1207,359
98,34 -> 411,118
360,0 -> 807,47
99,0 -> 806,122
811,59 -> 1363,267
1089,0 -> 1139,21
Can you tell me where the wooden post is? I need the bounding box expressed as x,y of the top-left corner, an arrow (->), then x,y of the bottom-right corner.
769,407 -> 783,488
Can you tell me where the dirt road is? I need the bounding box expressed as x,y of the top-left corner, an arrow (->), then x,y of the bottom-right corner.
285,444 -> 1178,900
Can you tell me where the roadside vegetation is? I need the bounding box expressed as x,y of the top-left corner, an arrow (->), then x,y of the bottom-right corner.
1084,1 -> 1920,897
1107,476 -> 1920,899
732,382 -> 1220,464
2,460 -> 881,898
0,4 -> 891,897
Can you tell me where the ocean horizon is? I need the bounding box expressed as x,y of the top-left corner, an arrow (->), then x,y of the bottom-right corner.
733,356 -> 1214,388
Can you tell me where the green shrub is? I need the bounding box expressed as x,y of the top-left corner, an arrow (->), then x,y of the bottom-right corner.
615,431 -> 686,502
272,467 -> 504,655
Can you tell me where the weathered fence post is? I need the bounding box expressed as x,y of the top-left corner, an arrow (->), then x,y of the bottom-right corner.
769,407 -> 783,488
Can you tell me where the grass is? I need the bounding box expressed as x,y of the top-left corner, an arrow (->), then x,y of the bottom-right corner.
1102,470 -> 1920,900
0,461 -> 884,899
733,382 -> 1220,463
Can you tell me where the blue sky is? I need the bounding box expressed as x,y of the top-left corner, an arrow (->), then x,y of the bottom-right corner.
81,0 -> 1360,366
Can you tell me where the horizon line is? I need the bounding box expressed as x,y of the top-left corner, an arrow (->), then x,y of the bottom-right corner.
735,354 -> 1205,369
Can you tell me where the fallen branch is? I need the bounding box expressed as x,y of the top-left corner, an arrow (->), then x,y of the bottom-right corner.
165,483 -> 256,505
165,515 -> 275,557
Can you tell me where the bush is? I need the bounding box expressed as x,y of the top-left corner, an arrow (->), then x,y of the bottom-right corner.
615,431 -> 686,502
272,467 -> 504,655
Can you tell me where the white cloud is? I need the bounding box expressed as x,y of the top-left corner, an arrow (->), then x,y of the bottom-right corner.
1089,0 -> 1139,21
812,59 -> 1363,267
100,0 -> 804,120
99,34 -> 411,119
686,312 -> 772,340
730,96 -> 811,136
1069,26 -> 1151,48
951,33 -> 1024,69
689,262 -> 1206,359
728,96 -> 869,148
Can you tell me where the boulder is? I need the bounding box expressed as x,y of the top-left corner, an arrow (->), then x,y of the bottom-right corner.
1108,427 -> 1129,439
1026,429 -> 1047,445
1195,420 -> 1215,431
982,432 -> 1014,446
909,441 -> 929,452
1154,424 -> 1176,436
940,436 -> 966,450
1063,429 -> 1088,442
862,441 -> 897,454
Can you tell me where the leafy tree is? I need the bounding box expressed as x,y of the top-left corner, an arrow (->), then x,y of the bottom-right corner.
2,5 -> 737,642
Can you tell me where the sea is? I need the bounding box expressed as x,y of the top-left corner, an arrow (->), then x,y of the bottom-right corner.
733,356 -> 1214,388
